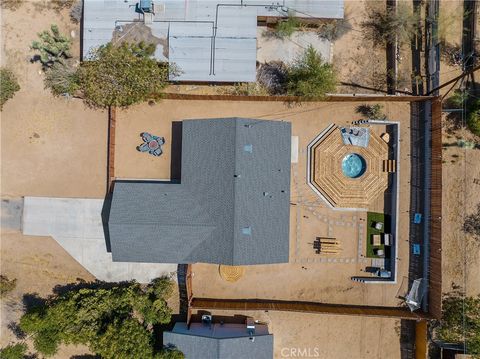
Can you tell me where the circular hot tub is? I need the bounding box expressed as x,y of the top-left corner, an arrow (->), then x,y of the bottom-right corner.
341,153 -> 367,179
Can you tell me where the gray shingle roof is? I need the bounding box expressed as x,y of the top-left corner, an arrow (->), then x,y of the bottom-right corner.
163,323 -> 274,359
108,118 -> 291,265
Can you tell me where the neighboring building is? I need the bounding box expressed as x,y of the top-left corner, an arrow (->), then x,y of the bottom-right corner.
83,0 -> 344,82
107,118 -> 291,265
164,318 -> 273,359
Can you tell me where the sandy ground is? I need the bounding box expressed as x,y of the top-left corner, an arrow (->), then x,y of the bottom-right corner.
441,126 -> 480,297
116,100 -> 412,307
437,1 -> 480,298
192,308 -> 403,359
0,3 -> 107,357
1,1 -> 108,199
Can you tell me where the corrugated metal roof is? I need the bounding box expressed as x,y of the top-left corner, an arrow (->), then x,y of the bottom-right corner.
108,118 -> 291,265
83,0 -> 343,82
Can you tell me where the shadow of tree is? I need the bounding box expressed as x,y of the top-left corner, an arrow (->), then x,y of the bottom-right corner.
22,293 -> 47,311
51,279 -> 135,296
7,321 -> 26,339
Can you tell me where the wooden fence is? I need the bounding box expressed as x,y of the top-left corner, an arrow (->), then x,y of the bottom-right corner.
186,264 -> 193,325
428,97 -> 443,319
107,106 -> 116,193
191,298 -> 432,320
163,93 -> 433,102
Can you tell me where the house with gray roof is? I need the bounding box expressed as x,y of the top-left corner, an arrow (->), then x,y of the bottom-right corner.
107,118 -> 291,265
164,320 -> 273,359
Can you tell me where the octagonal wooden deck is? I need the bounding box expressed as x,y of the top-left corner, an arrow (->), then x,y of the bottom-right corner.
308,125 -> 389,209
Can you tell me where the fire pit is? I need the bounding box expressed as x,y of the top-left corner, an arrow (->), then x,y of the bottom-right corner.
137,132 -> 165,156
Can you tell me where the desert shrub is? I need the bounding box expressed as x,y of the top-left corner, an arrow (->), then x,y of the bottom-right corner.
78,42 -> 170,108
445,89 -> 469,109
31,24 -> 72,69
221,83 -> 269,96
44,61 -> 79,96
70,1 -> 83,24
355,104 -> 387,120
19,278 -> 182,358
362,2 -> 420,47
316,18 -> 352,41
274,14 -> 301,38
257,61 -> 288,95
464,203 -> 480,238
0,275 -> 17,296
0,69 -> 20,110
0,343 -> 27,359
0,0 -> 24,10
467,108 -> 480,136
285,45 -> 336,98
436,293 -> 480,355
441,42 -> 463,67
51,0 -> 75,11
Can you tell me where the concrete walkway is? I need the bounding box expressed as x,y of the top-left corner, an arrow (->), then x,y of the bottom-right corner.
22,197 -> 177,283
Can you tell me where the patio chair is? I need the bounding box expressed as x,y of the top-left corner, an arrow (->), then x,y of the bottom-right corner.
375,269 -> 391,278
141,132 -> 153,142
138,142 -> 150,152
374,221 -> 384,231
374,248 -> 385,258
152,147 -> 163,156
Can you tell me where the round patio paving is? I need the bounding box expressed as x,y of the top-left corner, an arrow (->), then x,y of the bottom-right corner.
219,265 -> 245,282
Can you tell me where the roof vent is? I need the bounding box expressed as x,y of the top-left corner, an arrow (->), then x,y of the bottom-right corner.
244,144 -> 253,153
242,227 -> 252,236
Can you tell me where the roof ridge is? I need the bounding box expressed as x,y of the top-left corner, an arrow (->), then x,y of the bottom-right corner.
232,119 -> 239,264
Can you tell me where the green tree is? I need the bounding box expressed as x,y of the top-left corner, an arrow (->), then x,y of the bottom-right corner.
445,89 -> 480,136
362,3 -> 420,47
94,318 -> 154,359
467,108 -> 480,136
285,45 -> 336,98
437,293 -> 480,355
31,24 -> 72,68
0,69 -> 20,110
78,42 -> 169,108
0,343 -> 27,359
19,278 -> 181,358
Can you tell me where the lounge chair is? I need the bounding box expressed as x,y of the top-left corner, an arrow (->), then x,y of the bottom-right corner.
138,142 -> 150,152
383,233 -> 392,246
